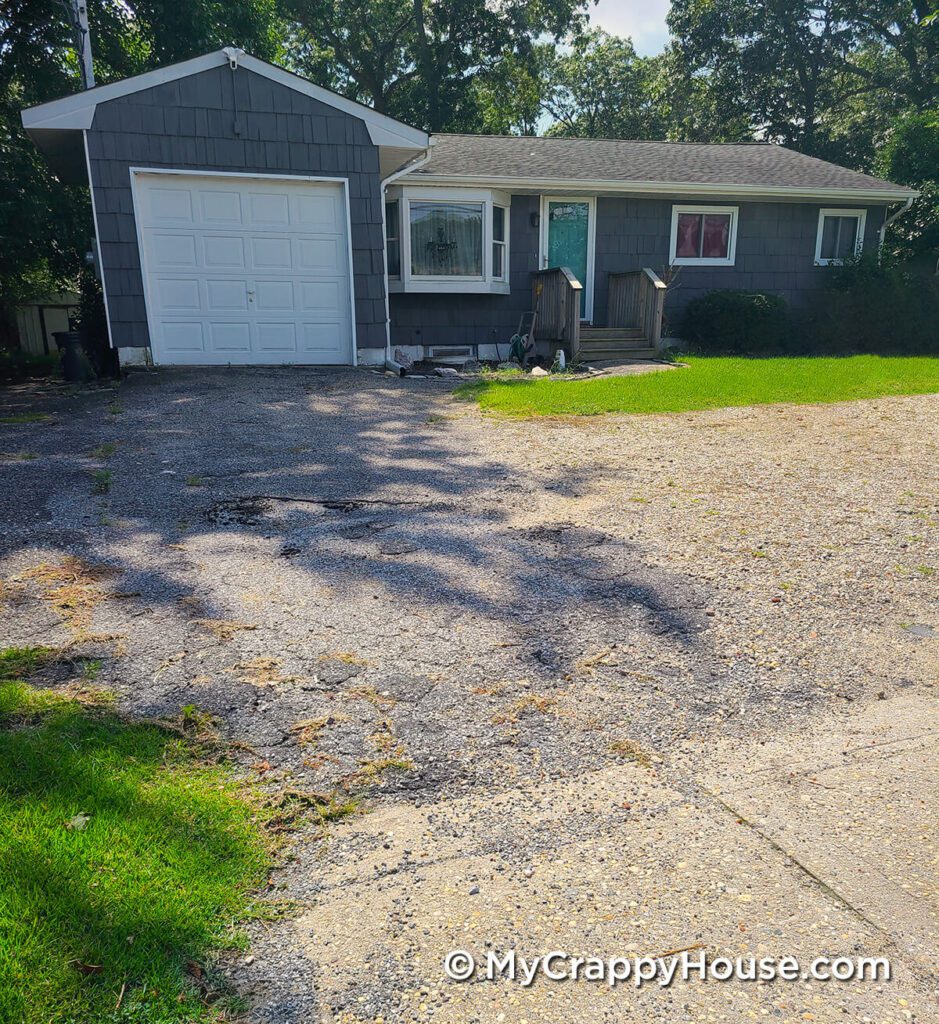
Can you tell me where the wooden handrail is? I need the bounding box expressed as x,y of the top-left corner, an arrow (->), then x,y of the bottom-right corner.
532,266 -> 583,357
607,268 -> 667,350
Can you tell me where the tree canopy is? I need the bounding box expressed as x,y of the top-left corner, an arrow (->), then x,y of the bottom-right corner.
0,0 -> 936,336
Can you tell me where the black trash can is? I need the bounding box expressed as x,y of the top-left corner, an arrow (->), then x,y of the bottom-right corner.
52,330 -> 87,382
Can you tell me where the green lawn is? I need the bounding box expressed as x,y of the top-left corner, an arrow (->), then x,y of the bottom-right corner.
456,355 -> 939,417
0,649 -> 272,1024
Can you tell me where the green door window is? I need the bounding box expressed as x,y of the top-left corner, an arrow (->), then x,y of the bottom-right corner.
547,201 -> 590,318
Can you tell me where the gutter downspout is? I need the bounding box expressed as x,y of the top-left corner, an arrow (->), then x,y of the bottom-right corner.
380,140 -> 435,372
878,195 -> 915,260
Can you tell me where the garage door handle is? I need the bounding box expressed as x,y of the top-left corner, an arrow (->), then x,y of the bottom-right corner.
247,289 -> 256,303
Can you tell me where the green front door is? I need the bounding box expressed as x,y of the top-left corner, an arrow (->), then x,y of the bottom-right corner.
546,200 -> 590,318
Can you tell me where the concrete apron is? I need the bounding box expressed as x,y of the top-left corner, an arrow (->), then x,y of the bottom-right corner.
290,692 -> 935,1023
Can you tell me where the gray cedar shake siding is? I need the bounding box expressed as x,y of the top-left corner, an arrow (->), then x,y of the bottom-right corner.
389,196 -> 886,349
85,64 -> 386,350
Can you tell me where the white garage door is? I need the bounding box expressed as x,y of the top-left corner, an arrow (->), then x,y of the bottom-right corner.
134,172 -> 355,365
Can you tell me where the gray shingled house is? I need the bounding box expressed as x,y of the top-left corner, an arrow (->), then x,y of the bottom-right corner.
22,48 -> 917,368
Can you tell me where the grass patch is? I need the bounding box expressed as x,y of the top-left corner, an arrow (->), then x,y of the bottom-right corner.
0,682 -> 272,1023
0,412 -> 50,425
456,355 -> 939,417
185,475 -> 203,487
91,442 -> 118,459
0,645 -> 59,681
91,469 -> 113,495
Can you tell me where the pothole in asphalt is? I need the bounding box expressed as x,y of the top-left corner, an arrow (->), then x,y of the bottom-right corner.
205,497 -> 273,526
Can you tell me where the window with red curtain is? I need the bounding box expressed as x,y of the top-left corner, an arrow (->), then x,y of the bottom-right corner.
701,214 -> 730,258
675,213 -> 701,258
676,211 -> 731,260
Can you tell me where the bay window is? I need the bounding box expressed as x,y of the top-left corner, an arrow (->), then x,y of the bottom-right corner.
410,201 -> 483,277
815,209 -> 866,265
386,187 -> 511,293
669,205 -> 738,266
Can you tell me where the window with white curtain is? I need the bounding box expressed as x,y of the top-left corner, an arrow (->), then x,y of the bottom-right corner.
386,188 -> 511,293
409,201 -> 483,277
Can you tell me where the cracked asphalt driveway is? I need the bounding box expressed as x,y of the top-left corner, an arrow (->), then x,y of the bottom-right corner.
1,367 -> 936,1023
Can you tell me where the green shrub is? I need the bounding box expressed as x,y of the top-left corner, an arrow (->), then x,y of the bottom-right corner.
679,289 -> 792,354
809,255 -> 939,355
0,347 -> 60,383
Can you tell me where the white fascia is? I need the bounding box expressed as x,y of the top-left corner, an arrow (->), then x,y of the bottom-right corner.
22,50 -> 429,151
401,173 -> 918,204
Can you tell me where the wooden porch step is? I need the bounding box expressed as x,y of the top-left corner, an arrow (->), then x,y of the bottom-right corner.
580,327 -> 646,341
577,346 -> 659,362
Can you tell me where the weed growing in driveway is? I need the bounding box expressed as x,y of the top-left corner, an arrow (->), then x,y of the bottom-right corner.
291,714 -> 346,748
492,692 -> 558,724
343,683 -> 396,709
0,680 -> 272,1024
0,412 -> 50,424
90,468 -> 112,494
194,618 -> 258,642
17,558 -> 120,643
107,402 -> 123,416
186,475 -> 203,487
90,441 -> 117,458
610,739 -> 654,769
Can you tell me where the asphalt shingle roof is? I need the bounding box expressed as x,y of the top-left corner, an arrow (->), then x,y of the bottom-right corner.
412,134 -> 909,194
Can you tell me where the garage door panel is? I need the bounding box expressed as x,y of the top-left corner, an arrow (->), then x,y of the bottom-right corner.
299,280 -> 342,312
161,322 -> 205,353
251,236 -> 293,270
209,322 -> 252,352
147,187 -> 193,222
296,237 -> 343,271
302,322 -> 348,353
294,193 -> 343,230
149,233 -> 198,269
205,280 -> 249,312
254,281 -> 294,311
155,278 -> 201,311
200,190 -> 243,225
137,173 -> 354,366
203,235 -> 246,269
256,322 -> 298,352
248,192 -> 291,227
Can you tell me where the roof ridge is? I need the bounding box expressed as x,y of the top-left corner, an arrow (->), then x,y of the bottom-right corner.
433,133 -> 771,146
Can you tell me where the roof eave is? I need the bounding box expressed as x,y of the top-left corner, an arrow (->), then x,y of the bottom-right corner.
21,50 -> 429,152
404,172 -> 917,203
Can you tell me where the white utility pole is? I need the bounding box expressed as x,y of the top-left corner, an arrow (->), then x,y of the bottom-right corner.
68,0 -> 95,89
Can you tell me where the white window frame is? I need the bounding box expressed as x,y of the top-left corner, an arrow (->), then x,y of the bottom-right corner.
814,208 -> 867,266
387,186 -> 511,294
492,203 -> 509,283
669,204 -> 739,267
385,198 -> 401,279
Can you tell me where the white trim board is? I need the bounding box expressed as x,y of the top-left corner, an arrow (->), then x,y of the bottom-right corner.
128,167 -> 358,367
22,50 -> 428,151
82,130 -> 114,348
401,174 -> 917,204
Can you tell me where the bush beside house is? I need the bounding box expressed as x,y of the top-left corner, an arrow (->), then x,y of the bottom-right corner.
678,257 -> 939,356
